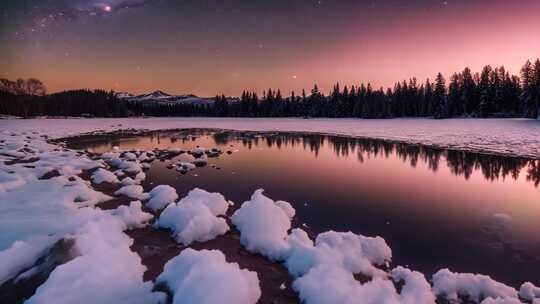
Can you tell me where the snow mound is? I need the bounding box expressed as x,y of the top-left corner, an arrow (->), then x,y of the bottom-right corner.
292,265 -> 398,304
155,188 -> 230,245
391,266 -> 436,304
91,168 -> 119,184
178,188 -> 230,216
110,201 -> 154,229
284,230 -> 391,278
231,189 -> 295,260
121,176 -> 140,186
156,248 -> 261,304
519,282 -> 540,302
114,185 -> 149,200
432,268 -> 518,302
315,231 -> 391,277
147,185 -> 178,211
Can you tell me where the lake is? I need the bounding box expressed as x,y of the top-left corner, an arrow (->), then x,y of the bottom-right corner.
69,129 -> 540,287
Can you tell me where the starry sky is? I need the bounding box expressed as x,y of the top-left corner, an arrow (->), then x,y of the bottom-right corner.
1,0 -> 540,96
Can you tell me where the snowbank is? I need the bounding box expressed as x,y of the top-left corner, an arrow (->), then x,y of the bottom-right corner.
26,209 -> 165,304
147,185 -> 178,211
156,249 -> 261,304
155,188 -> 230,245
0,236 -> 56,285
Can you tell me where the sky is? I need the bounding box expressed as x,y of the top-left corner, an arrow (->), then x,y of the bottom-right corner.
1,0 -> 540,96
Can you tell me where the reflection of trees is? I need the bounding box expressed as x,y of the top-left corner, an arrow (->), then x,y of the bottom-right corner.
232,132 -> 539,187
527,161 -> 540,187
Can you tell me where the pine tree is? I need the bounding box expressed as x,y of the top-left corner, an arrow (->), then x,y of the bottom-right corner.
433,73 -> 447,118
521,60 -> 537,118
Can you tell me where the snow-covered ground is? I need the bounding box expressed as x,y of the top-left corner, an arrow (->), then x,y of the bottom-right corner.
1,118 -> 540,304
1,117 -> 539,158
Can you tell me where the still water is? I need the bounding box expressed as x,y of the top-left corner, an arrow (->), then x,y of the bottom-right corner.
69,129 -> 540,287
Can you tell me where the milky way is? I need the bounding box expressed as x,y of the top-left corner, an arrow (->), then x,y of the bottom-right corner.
23,0 -> 156,34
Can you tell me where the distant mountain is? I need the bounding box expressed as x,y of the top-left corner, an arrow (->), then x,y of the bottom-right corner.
116,90 -> 238,105
115,91 -> 134,99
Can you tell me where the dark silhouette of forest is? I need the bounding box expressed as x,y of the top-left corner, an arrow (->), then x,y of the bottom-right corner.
1,59 -> 539,118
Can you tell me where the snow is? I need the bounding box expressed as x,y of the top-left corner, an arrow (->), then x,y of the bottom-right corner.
0,236 -> 57,285
121,176 -> 139,186
26,209 -> 165,304
156,248 -> 261,304
283,230 -> 392,279
114,185 -> 149,200
519,282 -> 540,302
432,268 -> 518,302
1,117 -> 539,158
292,265 -> 399,304
109,201 -> 154,229
155,188 -> 230,245
1,119 -> 540,303
146,185 -> 178,211
0,175 -> 111,250
314,231 -> 392,277
91,168 -> 119,184
481,298 -> 523,304
390,266 -> 436,304
231,189 -> 295,260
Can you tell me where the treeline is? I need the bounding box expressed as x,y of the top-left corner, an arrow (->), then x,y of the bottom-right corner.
1,59 -> 539,118
0,89 -> 128,117
129,59 -> 540,119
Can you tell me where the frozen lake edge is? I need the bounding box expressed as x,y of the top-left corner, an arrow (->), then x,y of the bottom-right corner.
2,117 -> 540,159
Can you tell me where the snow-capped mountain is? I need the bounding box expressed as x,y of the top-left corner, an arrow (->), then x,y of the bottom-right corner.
116,90 -> 223,105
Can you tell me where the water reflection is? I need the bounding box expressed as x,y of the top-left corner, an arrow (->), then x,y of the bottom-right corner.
209,131 -> 540,186
67,128 -> 540,287
72,129 -> 540,186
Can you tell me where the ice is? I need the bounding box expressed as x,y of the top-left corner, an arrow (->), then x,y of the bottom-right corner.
156,248 -> 261,304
